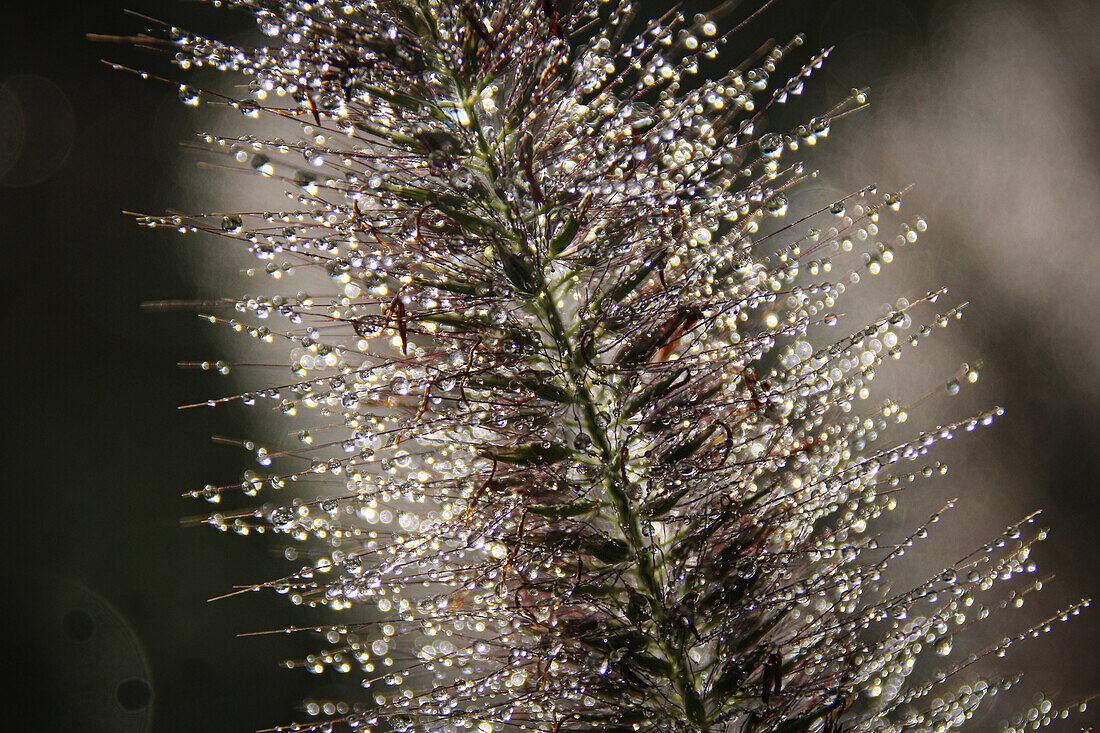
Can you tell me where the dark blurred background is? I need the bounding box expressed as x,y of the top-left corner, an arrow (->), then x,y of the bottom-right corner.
1,0 -> 1095,730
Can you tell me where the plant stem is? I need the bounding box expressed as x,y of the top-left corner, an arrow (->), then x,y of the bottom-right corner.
443,28 -> 711,717
538,294 -> 711,732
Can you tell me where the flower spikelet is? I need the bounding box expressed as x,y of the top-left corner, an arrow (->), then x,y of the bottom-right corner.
117,1 -> 1090,731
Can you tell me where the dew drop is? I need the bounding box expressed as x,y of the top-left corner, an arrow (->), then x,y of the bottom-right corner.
178,84 -> 200,106
221,215 -> 243,234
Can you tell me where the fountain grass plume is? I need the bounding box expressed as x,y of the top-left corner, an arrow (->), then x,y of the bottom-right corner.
108,0 -> 1091,731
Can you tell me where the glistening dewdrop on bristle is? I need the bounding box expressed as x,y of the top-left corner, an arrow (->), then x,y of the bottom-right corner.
107,1 -> 1092,732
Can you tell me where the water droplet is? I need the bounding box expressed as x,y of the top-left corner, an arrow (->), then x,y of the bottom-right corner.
221,215 -> 243,234
270,507 -> 295,527
236,99 -> 261,118
758,133 -> 783,158
765,194 -> 789,217
178,84 -> 200,106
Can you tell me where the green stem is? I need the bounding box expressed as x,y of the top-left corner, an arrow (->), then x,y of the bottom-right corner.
432,32 -> 710,724
539,295 -> 711,733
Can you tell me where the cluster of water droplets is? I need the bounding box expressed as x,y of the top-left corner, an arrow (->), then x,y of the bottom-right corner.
123,1 -> 1091,731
